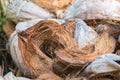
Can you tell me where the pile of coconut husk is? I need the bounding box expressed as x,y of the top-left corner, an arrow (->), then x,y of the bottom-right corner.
1,0 -> 120,80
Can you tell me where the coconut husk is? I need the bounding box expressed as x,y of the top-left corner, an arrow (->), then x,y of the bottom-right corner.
62,20 -> 76,37
31,0 -> 74,17
84,19 -> 106,30
21,20 -> 77,58
35,73 -> 62,80
18,36 -> 53,78
9,20 -> 77,78
53,32 -> 116,75
96,21 -> 120,38
3,21 -> 16,37
62,19 -> 120,39
58,32 -> 116,62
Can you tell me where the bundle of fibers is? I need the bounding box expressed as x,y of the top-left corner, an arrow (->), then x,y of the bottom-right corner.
21,20 -> 76,58
31,0 -> 74,17
35,73 -> 62,80
53,32 -> 116,74
96,21 -> 120,38
62,20 -> 76,37
12,20 -> 76,78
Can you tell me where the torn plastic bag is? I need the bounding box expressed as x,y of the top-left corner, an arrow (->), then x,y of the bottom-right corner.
74,19 -> 98,49
4,72 -> 30,80
64,0 -> 120,21
0,76 -> 4,80
82,54 -> 120,79
6,0 -> 54,23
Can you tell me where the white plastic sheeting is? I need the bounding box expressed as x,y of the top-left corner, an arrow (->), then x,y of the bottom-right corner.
64,0 -> 120,21
6,0 -> 54,23
83,54 -> 120,78
74,19 -> 98,49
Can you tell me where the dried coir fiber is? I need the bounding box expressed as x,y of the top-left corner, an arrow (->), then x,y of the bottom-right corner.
56,32 -> 116,63
18,35 -> 53,78
3,21 -> 16,37
54,32 -> 116,75
15,20 -> 77,78
21,20 -> 76,58
96,22 -> 120,38
62,20 -> 76,37
35,73 -> 62,80
31,0 -> 74,16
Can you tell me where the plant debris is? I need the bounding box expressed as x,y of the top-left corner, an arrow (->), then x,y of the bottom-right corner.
1,0 -> 120,80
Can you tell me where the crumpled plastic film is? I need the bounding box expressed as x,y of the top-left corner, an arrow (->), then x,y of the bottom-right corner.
74,19 -> 98,49
82,54 -> 120,79
6,0 -> 54,23
64,0 -> 120,21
